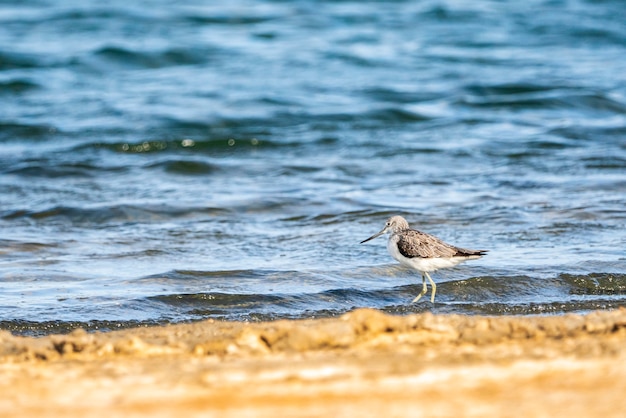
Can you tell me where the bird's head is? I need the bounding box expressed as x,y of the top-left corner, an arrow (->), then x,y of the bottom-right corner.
360,216 -> 409,244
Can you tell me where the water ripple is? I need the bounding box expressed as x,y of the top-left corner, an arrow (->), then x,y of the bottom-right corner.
1,0 -> 625,335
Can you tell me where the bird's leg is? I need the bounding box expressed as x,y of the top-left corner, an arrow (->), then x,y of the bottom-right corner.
411,273 -> 428,303
425,272 -> 437,303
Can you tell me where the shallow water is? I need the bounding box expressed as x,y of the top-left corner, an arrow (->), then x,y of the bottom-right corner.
1,0 -> 625,336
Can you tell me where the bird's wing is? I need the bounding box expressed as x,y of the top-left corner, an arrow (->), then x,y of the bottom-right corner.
396,230 -> 458,259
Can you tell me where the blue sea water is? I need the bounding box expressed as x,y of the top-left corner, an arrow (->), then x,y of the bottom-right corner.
1,0 -> 625,335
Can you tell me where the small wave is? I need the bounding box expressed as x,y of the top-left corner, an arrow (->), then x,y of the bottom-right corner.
2,204 -> 230,224
107,138 -> 261,154
0,51 -> 41,70
281,210 -> 374,226
549,125 -> 626,142
147,288 -> 380,321
151,292 -> 284,308
0,79 -> 40,95
144,158 -> 219,175
360,87 -> 440,104
361,107 -> 431,123
90,45 -> 217,70
0,239 -> 59,256
138,269 -> 267,283
46,8 -> 156,23
419,5 -> 485,22
561,26 -> 626,47
0,122 -> 57,141
183,14 -> 277,25
432,299 -> 626,316
449,273 -> 626,298
324,51 -> 387,68
5,162 -> 97,178
407,273 -> 626,317
458,88 -> 626,115
582,156 -> 626,170
464,82 -> 560,97
309,107 -> 430,125
87,136 -> 336,155
558,273 -> 626,295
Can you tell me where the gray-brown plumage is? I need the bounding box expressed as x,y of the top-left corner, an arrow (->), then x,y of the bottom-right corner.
397,229 -> 487,259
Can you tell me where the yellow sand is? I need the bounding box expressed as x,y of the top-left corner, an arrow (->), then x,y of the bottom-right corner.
2,308 -> 626,417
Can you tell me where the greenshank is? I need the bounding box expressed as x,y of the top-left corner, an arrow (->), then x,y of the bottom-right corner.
360,215 -> 487,303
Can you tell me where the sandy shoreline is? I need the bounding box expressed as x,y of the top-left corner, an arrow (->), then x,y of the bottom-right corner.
2,308 -> 626,417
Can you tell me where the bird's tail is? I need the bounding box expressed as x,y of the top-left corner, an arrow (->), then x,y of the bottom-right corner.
454,248 -> 488,257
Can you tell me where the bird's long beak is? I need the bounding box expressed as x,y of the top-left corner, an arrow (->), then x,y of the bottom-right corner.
360,228 -> 386,244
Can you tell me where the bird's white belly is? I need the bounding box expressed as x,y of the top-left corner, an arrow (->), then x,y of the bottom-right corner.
387,237 -> 475,272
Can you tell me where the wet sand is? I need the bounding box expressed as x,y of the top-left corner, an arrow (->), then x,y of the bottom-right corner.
2,308 -> 626,417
